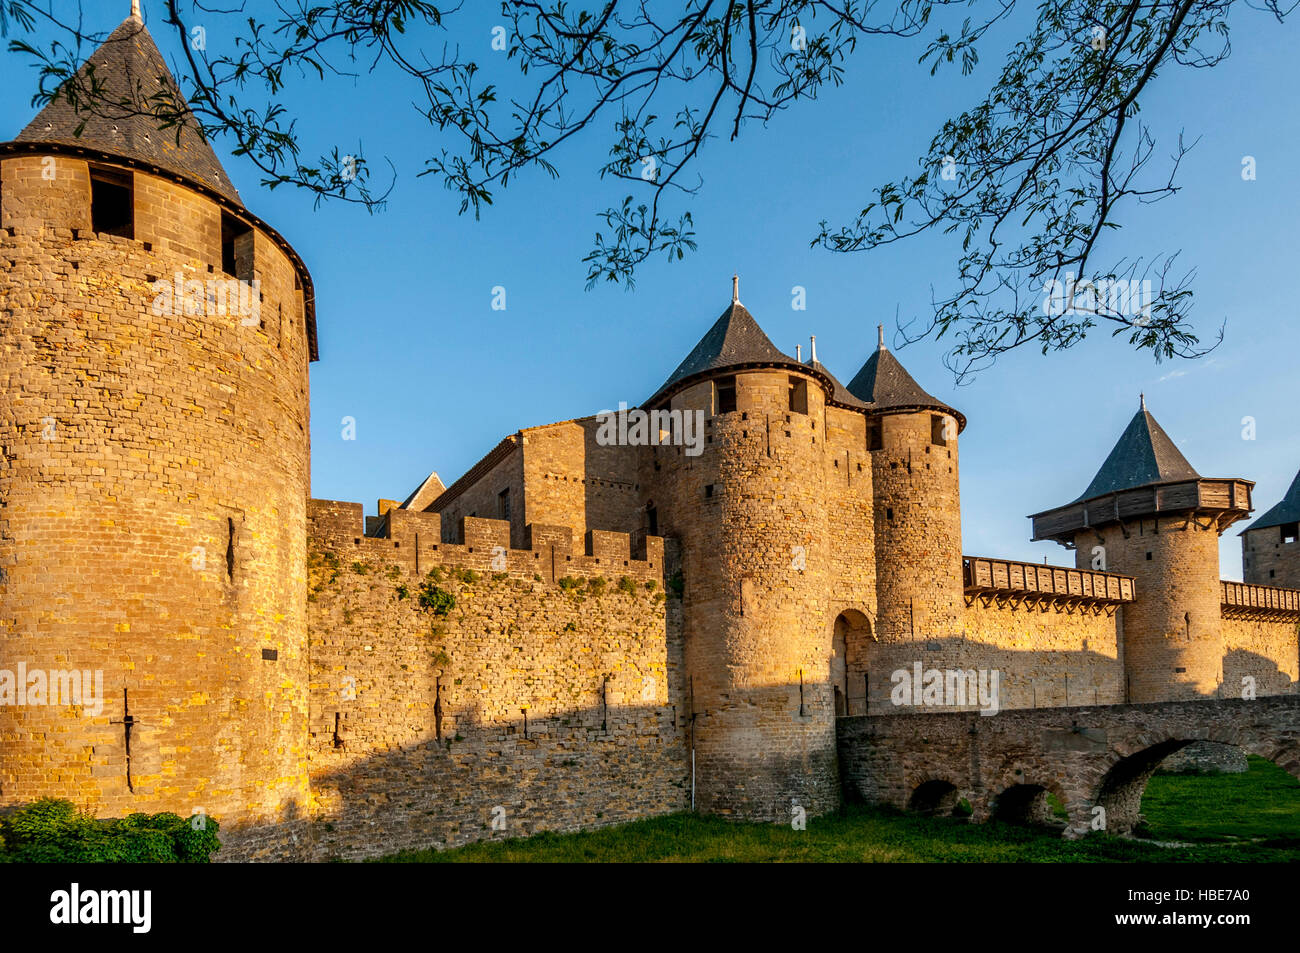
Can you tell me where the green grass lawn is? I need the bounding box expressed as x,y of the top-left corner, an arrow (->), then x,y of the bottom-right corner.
1137,755 -> 1300,844
376,756 -> 1300,863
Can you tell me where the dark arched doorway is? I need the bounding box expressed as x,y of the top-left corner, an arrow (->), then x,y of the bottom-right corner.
831,610 -> 872,715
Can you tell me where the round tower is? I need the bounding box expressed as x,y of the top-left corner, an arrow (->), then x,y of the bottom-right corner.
643,283 -> 843,820
1030,398 -> 1252,702
1240,468 -> 1300,588
845,327 -> 965,699
0,8 -> 317,858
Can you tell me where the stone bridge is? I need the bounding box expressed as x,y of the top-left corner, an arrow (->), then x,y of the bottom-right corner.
836,696 -> 1300,836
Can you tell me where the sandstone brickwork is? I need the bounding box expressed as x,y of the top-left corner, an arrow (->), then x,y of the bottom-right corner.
0,154 -> 313,861
3,15 -> 1299,861
304,500 -> 685,859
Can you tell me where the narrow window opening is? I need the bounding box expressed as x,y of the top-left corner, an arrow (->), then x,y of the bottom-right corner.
1145,551 -> 1152,561
498,487 -> 511,521
866,417 -> 883,451
221,211 -> 253,278
930,414 -> 948,447
886,507 -> 894,522
646,503 -> 658,537
1282,522 -> 1299,544
788,377 -> 808,415
226,518 -> 236,580
90,167 -> 134,238
714,376 -> 737,415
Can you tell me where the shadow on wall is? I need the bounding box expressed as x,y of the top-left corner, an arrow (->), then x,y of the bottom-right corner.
306,699 -> 691,862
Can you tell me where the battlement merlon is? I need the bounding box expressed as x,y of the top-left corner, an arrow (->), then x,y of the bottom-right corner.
307,499 -> 664,584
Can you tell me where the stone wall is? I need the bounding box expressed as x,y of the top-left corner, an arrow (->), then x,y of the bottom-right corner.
1243,526 -> 1300,589
1077,517 -> 1224,702
1159,740 -> 1248,774
1220,614 -> 1299,698
856,601 -> 1124,714
0,156 -> 312,861
305,500 -> 687,860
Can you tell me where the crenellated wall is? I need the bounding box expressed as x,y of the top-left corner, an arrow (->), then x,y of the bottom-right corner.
304,500 -> 686,859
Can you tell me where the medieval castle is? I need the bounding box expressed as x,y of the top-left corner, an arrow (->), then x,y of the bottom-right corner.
1,8 -> 1297,861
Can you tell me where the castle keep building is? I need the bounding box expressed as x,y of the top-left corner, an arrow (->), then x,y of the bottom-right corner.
1,8 -> 1297,860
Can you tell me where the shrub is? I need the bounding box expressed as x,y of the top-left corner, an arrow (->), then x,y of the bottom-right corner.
644,580 -> 657,592
668,570 -> 684,597
617,577 -> 637,595
558,576 -> 582,591
588,576 -> 608,596
395,583 -> 410,600
0,799 -> 220,863
351,562 -> 369,575
418,582 -> 456,617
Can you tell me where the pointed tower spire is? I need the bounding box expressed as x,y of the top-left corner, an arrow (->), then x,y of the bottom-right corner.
1070,401 -> 1198,503
846,334 -> 964,430
14,10 -> 240,204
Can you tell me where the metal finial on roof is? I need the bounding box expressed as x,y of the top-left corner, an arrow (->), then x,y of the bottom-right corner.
810,335 -> 817,364
878,324 -> 886,351
796,344 -> 803,362
131,0 -> 142,20
731,274 -> 739,304
1140,392 -> 1146,411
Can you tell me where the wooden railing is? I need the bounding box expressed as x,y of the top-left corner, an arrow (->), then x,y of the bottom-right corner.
1221,581 -> 1300,618
963,556 -> 1135,604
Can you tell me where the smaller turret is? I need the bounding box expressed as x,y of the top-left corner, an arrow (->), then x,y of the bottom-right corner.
847,329 -> 965,647
1031,399 -> 1253,702
1241,469 -> 1300,588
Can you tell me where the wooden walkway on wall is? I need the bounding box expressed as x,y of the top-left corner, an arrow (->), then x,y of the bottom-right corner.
962,556 -> 1135,614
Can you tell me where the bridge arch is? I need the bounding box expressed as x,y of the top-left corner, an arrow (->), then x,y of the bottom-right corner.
908,778 -> 964,816
1092,732 -> 1300,835
990,781 -> 1070,828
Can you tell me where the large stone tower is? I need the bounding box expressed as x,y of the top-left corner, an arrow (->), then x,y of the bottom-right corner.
641,284 -> 845,821
0,7 -> 317,858
846,327 -> 965,663
1031,399 -> 1252,702
1241,469 -> 1300,588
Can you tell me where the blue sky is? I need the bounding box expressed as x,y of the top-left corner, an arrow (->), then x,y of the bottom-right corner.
4,2 -> 1296,579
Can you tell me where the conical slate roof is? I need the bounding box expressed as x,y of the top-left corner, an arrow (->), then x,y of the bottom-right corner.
647,299 -> 815,404
1074,402 -> 1199,502
658,302 -> 787,388
15,11 -> 242,204
845,334 -> 965,429
1243,469 -> 1300,532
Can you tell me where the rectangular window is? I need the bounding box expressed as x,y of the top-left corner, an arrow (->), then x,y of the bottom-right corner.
714,376 -> 737,415
1282,522 -> 1299,544
788,377 -> 808,415
90,167 -> 134,238
930,414 -> 948,447
221,211 -> 254,277
866,417 -> 883,451
498,488 -> 511,522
